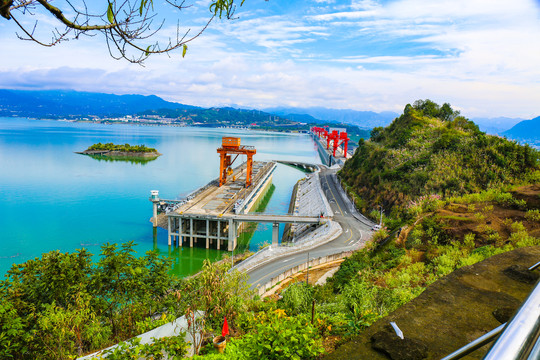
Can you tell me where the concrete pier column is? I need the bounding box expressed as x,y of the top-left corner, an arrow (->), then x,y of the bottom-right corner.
167,216 -> 172,246
217,221 -> 221,250
150,191 -> 160,228
272,222 -> 279,246
152,202 -> 158,227
189,218 -> 194,247
179,218 -> 183,246
228,219 -> 236,251
206,220 -> 210,249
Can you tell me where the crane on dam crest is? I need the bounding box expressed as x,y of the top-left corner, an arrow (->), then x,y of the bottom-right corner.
217,137 -> 256,188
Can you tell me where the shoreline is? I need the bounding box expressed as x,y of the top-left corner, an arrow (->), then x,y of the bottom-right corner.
0,116 -> 309,135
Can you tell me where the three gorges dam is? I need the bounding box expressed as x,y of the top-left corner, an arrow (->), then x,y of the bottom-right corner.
148,128 -> 353,252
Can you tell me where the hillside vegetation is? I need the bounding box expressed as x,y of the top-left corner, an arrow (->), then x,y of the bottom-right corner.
322,100 -> 540,357
339,100 -> 539,221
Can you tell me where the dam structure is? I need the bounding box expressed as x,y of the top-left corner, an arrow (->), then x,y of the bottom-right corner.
311,126 -> 350,166
150,137 -> 324,251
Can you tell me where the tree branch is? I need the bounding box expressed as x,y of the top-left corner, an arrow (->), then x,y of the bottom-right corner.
5,0 -> 247,64
35,0 -> 118,30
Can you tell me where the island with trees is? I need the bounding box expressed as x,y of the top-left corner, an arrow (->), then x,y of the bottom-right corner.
77,142 -> 161,161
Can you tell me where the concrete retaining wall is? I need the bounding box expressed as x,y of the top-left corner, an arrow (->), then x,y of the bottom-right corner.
258,250 -> 354,296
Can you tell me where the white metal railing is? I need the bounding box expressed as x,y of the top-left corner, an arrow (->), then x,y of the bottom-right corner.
442,262 -> 540,360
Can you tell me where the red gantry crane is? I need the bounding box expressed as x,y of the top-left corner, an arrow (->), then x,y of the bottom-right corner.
217,137 -> 256,188
311,126 -> 349,158
328,130 -> 338,150
332,131 -> 349,158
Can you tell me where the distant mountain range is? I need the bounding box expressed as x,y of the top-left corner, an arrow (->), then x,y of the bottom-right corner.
0,89 -> 196,118
470,117 -> 525,135
0,89 -> 394,131
265,106 -> 399,129
1,89 -> 536,141
502,116 -> 540,145
0,89 -> 370,138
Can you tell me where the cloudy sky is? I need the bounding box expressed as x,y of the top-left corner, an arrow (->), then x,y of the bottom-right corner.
1,0 -> 539,118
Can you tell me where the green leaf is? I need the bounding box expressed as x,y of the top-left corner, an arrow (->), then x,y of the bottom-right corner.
139,0 -> 147,16
182,44 -> 188,58
107,3 -> 114,24
145,46 -> 151,56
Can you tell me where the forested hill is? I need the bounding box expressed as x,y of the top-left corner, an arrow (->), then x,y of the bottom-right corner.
339,100 -> 540,216
0,89 -> 197,117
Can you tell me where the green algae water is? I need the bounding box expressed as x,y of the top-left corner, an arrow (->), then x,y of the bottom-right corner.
0,118 -> 320,277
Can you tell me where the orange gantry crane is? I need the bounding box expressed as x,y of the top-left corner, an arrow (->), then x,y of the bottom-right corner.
217,137 -> 256,187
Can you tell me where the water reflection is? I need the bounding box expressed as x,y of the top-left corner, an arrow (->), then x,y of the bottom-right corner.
82,154 -> 159,165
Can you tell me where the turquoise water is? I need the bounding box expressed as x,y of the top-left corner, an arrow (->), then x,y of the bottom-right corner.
0,118 -> 320,277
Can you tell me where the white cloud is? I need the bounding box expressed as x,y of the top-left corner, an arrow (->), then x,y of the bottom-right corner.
217,16 -> 328,50
0,0 -> 539,119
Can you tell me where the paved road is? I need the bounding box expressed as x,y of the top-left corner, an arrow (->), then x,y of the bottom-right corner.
246,167 -> 374,288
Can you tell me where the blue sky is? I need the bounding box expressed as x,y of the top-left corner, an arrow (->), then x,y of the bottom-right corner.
1,0 -> 539,118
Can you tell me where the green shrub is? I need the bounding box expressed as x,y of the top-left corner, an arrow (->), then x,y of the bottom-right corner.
340,280 -> 383,332
230,312 -> 324,360
0,301 -> 29,359
431,246 -> 462,276
377,286 -> 424,313
103,336 -> 187,360
525,209 -> 540,222
281,282 -> 314,314
331,251 -> 370,291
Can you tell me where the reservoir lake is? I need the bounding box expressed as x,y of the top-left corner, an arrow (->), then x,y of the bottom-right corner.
0,118 -> 320,277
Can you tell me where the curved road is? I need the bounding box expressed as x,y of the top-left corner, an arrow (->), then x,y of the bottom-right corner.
246,167 -> 375,288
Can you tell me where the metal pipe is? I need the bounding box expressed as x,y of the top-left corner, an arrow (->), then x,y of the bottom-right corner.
528,261 -> 540,271
483,280 -> 540,360
527,339 -> 540,360
441,323 -> 506,360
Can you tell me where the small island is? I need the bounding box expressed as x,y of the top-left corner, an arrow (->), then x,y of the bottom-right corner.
77,142 -> 162,162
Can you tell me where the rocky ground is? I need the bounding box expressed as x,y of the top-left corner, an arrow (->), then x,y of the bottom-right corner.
322,246 -> 540,360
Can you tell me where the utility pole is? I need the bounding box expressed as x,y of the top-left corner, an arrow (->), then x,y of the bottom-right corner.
306,252 -> 310,285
